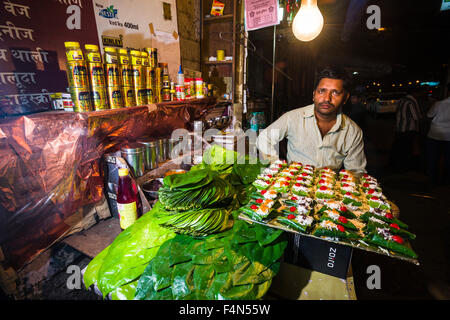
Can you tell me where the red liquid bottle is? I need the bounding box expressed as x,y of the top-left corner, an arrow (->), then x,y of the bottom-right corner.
117,168 -> 138,230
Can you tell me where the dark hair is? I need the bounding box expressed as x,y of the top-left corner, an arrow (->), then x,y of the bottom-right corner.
315,66 -> 352,93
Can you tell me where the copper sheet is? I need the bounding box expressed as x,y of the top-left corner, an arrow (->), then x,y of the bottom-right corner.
0,98 -> 216,271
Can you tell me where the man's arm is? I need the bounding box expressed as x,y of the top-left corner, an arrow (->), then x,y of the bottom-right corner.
256,112 -> 291,161
343,128 -> 367,174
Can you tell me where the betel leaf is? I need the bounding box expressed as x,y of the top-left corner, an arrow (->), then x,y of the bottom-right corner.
83,244 -> 111,289
134,218 -> 287,300
95,202 -> 176,296
110,280 -> 139,300
163,168 -> 215,191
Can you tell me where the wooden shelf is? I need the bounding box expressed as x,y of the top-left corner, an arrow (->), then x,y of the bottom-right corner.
204,14 -> 233,23
204,60 -> 233,65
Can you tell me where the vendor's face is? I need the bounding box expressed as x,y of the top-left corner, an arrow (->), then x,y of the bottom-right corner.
313,78 -> 349,117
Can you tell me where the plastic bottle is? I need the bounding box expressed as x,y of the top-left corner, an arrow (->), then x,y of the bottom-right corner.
177,65 -> 184,86
117,168 -> 138,230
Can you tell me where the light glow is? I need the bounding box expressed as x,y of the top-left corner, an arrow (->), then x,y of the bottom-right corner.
292,0 -> 324,42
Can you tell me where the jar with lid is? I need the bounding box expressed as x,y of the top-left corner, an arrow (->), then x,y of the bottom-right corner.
195,78 -> 204,99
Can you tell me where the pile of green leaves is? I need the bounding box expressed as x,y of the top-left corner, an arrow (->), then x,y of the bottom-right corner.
158,169 -> 234,211
83,145 -> 277,300
157,207 -> 234,237
135,213 -> 287,300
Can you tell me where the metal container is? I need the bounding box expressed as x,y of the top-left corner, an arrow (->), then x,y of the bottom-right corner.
167,137 -> 182,160
157,138 -> 168,163
193,120 -> 203,133
142,178 -> 163,200
137,139 -> 158,170
120,143 -> 145,177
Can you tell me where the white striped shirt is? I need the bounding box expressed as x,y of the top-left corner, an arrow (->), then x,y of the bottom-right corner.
256,104 -> 367,173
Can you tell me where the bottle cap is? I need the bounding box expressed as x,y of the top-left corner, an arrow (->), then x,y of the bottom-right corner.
85,44 -> 99,51
118,168 -> 129,177
64,41 -> 80,48
104,47 -> 116,53
118,48 -> 128,54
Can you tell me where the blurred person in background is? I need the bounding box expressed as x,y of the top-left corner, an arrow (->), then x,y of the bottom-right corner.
389,88 -> 425,172
426,83 -> 450,188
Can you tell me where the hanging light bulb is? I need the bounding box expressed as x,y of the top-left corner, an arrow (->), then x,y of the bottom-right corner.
292,0 -> 324,41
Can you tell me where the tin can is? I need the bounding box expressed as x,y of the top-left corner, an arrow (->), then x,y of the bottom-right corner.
118,49 -> 133,87
145,88 -> 153,104
146,48 -> 157,69
131,64 -> 144,88
207,83 -> 213,97
185,78 -> 191,99
85,44 -> 102,63
175,85 -> 185,101
123,86 -> 136,107
66,61 -> 89,88
70,86 -> 92,112
145,68 -> 155,103
87,62 -> 106,87
162,87 -> 171,101
189,78 -> 196,99
105,63 -> 121,87
107,86 -> 123,109
91,86 -> 109,110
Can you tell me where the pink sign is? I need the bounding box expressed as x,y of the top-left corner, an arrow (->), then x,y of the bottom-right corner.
245,0 -> 279,31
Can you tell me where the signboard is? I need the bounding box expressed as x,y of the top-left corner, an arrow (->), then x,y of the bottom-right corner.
244,0 -> 279,31
0,0 -> 182,117
0,0 -> 100,116
92,0 -> 181,80
441,0 -> 450,11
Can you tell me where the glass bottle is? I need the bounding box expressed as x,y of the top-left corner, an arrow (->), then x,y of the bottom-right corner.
117,168 -> 138,230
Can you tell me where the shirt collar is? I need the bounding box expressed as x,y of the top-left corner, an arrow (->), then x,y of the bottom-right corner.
303,104 -> 344,132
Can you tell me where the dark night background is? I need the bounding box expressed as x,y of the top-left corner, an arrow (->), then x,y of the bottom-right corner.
247,0 -> 450,119
247,0 -> 450,300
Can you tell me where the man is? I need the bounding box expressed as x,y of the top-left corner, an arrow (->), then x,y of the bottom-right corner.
426,83 -> 450,187
257,66 -> 367,174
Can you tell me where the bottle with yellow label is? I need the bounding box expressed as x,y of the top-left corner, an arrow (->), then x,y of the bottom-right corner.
141,51 -> 154,104
64,41 -> 92,112
130,49 -> 147,106
104,47 -> 123,109
85,44 -> 108,110
117,168 -> 138,230
118,48 -> 136,107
